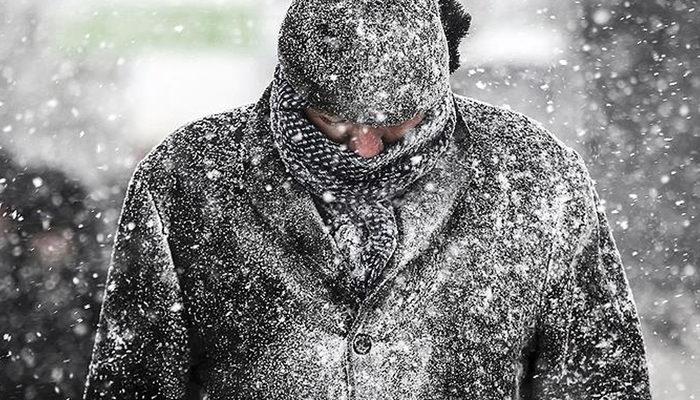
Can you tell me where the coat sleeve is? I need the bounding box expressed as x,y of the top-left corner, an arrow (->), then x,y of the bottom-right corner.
83,166 -> 195,400
526,154 -> 652,399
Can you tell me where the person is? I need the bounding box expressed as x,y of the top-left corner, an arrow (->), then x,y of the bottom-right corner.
83,0 -> 652,398
0,148 -> 104,399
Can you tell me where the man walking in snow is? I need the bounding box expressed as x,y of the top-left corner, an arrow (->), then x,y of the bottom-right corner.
84,0 -> 652,398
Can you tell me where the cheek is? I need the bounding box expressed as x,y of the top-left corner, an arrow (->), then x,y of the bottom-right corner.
320,124 -> 350,143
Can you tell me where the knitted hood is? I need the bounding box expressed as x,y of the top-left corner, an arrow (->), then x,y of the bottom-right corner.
277,0 -> 454,127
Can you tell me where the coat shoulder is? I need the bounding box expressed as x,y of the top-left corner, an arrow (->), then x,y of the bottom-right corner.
453,93 -> 594,200
133,103 -> 256,195
121,103 -> 258,236
454,94 -> 577,161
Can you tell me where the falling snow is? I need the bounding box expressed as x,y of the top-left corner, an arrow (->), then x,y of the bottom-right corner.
1,0 -> 697,399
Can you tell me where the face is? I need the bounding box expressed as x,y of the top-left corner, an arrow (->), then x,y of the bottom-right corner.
304,108 -> 425,158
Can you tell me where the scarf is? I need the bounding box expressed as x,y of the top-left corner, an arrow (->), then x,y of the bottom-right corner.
268,65 -> 457,298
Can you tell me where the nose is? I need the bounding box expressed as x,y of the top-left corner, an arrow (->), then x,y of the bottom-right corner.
348,125 -> 386,158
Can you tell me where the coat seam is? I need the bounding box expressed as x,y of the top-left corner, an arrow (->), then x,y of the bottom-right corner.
141,176 -> 201,387
534,198 -> 569,331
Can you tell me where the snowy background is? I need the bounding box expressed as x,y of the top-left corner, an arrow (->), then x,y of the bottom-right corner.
0,0 -> 698,398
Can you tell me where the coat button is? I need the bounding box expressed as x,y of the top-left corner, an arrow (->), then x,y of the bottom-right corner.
353,333 -> 372,355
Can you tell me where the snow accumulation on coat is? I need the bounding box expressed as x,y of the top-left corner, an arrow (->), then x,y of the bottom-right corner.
82,0 -> 651,397
82,83 -> 652,399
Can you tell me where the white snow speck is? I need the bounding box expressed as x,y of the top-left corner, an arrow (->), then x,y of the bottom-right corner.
322,191 -> 336,203
206,169 -> 222,181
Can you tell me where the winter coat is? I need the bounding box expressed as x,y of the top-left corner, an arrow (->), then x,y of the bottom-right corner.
83,83 -> 652,400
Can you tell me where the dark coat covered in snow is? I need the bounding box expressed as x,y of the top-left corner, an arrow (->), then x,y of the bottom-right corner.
83,84 -> 652,399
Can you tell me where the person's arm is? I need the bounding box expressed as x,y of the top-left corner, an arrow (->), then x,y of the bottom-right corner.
525,152 -> 652,398
83,166 -> 194,399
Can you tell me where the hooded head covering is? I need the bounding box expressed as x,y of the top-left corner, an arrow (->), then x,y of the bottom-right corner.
270,0 -> 469,300
277,0 -> 452,126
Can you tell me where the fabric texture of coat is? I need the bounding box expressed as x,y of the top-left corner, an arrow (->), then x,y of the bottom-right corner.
83,83 -> 652,399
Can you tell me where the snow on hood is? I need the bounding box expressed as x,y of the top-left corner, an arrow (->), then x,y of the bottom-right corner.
277,0 -> 451,127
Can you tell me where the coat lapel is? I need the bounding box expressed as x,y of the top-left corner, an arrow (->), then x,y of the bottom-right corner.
239,85 -> 473,307
240,85 -> 350,296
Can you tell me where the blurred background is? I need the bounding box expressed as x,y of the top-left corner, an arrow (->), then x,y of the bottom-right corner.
0,0 -> 697,398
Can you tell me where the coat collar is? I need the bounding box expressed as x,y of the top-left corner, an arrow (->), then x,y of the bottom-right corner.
239,82 -> 474,308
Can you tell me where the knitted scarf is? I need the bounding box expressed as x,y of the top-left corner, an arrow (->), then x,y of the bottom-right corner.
269,65 -> 457,298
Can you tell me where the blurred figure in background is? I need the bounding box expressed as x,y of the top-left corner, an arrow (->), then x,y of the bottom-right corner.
1,147 -> 106,399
